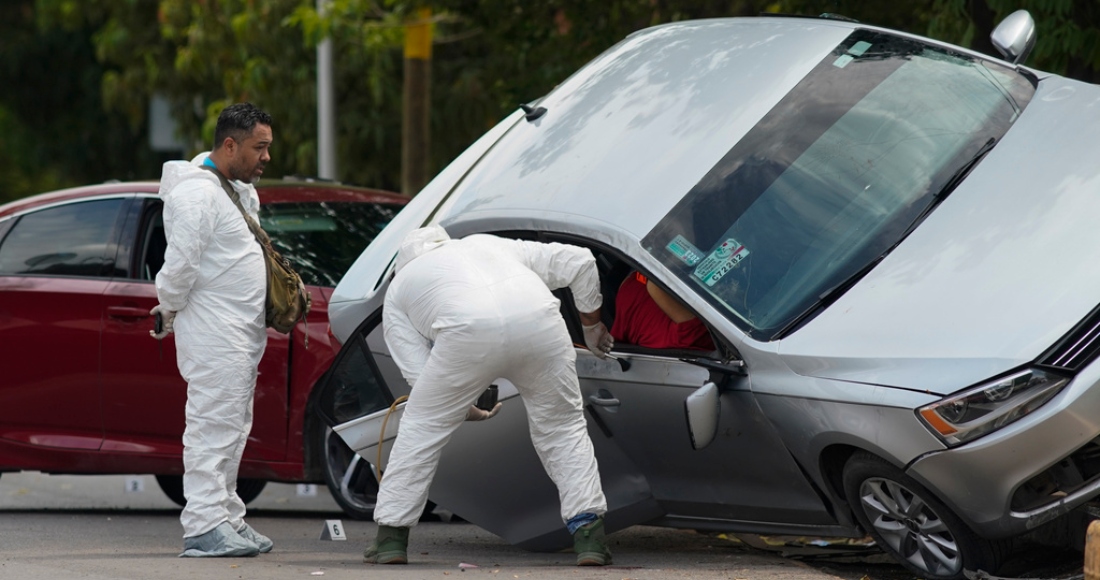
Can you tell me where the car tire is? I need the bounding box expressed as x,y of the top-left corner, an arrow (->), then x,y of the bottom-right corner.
842,451 -> 1008,580
155,475 -> 267,508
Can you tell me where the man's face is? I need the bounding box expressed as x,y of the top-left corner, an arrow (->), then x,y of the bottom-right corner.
227,123 -> 272,183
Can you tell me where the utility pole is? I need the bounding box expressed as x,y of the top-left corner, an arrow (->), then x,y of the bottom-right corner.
317,0 -> 337,180
402,7 -> 432,196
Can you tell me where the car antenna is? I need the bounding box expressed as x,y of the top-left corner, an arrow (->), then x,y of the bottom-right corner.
520,103 -> 547,122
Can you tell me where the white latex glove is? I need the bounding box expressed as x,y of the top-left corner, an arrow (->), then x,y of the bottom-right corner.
582,322 -> 614,359
149,304 -> 177,340
465,402 -> 503,421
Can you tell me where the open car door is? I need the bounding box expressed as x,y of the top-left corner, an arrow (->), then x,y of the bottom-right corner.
314,303 -> 664,550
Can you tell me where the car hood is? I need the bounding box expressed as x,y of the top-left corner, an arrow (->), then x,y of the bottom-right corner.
779,75 -> 1100,395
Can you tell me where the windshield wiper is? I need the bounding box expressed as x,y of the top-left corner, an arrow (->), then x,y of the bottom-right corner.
772,253 -> 886,339
935,137 -> 997,200
897,136 -> 998,243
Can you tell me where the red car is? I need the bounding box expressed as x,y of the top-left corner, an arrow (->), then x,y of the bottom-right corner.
0,179 -> 407,516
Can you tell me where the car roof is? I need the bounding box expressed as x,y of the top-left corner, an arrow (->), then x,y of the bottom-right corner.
0,178 -> 408,219
435,17 -> 857,240
435,16 -> 1018,243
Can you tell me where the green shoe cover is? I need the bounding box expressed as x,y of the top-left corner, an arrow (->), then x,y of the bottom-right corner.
573,517 -> 612,566
363,525 -> 409,565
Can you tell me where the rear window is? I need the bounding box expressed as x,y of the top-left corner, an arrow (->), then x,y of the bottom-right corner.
260,201 -> 402,287
0,199 -> 126,278
642,30 -> 1034,340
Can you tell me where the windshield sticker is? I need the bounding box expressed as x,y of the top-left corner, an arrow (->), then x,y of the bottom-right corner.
666,234 -> 704,266
693,238 -> 750,287
848,41 -> 872,56
832,54 -> 854,68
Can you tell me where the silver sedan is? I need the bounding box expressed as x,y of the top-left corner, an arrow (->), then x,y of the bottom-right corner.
316,11 -> 1098,580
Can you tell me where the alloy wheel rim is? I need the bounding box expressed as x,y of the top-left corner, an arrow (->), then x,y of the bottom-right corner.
859,477 -> 961,576
324,427 -> 378,512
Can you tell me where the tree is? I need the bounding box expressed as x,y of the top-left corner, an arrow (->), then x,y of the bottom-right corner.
929,0 -> 1100,84
0,0 -> 165,202
767,0 -> 1100,82
19,0 -> 1100,201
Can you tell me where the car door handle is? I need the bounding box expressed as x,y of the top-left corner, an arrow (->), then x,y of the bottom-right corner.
106,306 -> 152,319
587,394 -> 620,407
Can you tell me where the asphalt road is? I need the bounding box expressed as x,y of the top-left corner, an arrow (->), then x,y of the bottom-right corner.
0,471 -> 1084,580
0,471 -> 862,580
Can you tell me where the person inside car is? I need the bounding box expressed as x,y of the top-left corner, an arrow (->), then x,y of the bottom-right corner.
611,271 -> 715,351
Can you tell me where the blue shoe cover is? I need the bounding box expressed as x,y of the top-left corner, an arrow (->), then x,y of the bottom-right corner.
236,522 -> 273,553
180,522 -> 260,558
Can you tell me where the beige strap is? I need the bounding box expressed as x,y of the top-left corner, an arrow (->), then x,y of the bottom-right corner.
200,165 -> 272,247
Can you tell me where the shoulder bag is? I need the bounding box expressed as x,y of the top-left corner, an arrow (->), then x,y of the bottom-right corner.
201,165 -> 312,334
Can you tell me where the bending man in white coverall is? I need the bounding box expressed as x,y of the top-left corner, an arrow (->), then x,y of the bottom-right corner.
365,225 -> 616,567
150,103 -> 274,558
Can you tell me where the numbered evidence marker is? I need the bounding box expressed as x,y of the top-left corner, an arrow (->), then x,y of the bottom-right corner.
320,519 -> 347,541
124,476 -> 144,493
296,483 -> 318,497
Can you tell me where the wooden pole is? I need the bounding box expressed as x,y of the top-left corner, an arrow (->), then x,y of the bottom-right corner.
1087,519 -> 1100,580
402,7 -> 432,196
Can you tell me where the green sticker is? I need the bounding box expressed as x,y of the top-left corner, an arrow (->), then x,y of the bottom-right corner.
833,54 -> 854,68
666,235 -> 704,266
693,238 -> 750,287
848,41 -> 872,56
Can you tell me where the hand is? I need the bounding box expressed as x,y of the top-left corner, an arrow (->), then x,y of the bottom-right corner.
465,402 -> 502,421
149,304 -> 177,340
582,322 -> 614,359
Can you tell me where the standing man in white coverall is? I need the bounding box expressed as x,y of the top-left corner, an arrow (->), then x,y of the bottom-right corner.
150,103 -> 274,558
365,225 -> 616,566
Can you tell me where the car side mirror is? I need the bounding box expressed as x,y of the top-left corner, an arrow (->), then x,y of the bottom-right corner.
991,9 -> 1036,65
684,382 -> 721,450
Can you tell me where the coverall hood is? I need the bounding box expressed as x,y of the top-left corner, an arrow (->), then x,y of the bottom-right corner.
159,152 -> 219,201
394,225 -> 451,273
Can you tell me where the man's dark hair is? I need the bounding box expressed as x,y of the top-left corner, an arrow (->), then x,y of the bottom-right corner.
213,102 -> 273,149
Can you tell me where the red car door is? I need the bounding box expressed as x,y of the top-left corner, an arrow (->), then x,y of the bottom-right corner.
98,198 -> 289,461
0,197 -> 132,453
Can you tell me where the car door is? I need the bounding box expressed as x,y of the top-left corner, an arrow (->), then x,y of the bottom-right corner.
318,303 -> 660,552
99,198 -> 290,460
543,234 -> 837,530
576,351 -> 839,528
0,196 -> 133,452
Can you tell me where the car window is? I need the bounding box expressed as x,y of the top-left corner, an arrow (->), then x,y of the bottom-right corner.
535,231 -> 722,357
0,198 -> 127,278
138,205 -> 166,281
642,30 -> 1035,340
0,217 -> 13,245
260,201 -> 403,287
316,320 -> 394,425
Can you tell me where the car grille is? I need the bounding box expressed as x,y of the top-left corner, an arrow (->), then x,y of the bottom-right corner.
1011,435 -> 1100,512
1039,304 -> 1100,372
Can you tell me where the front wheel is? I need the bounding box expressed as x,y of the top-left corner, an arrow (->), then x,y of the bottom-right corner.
319,424 -> 440,520
155,475 -> 267,508
842,451 -> 1008,580
320,425 -> 380,520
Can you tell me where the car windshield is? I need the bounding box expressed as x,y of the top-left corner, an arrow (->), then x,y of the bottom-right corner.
260,201 -> 402,287
642,30 -> 1035,340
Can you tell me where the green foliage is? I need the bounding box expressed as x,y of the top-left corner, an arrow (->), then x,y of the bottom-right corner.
0,0 -> 165,202
930,0 -> 1100,82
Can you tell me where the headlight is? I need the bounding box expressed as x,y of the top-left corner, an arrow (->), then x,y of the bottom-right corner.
918,368 -> 1069,446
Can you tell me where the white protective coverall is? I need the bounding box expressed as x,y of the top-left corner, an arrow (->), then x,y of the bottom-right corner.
377,225 -> 608,528
155,153 -> 268,538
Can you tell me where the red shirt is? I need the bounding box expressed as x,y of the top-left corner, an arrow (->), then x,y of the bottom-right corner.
611,273 -> 715,351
